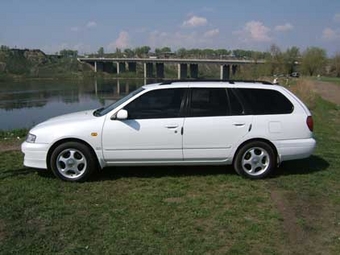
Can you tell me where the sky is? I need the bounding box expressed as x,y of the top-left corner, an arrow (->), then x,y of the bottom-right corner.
1,0 -> 340,56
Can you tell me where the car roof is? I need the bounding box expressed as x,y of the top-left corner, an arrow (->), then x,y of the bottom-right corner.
142,80 -> 278,90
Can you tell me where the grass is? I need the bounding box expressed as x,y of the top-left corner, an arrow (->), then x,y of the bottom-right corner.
0,129 -> 28,139
1,82 -> 340,254
318,76 -> 340,85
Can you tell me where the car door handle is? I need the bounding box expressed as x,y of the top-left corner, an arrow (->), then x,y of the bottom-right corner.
233,123 -> 245,127
165,124 -> 178,129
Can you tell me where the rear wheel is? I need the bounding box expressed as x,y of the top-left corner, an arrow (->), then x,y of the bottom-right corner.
234,141 -> 276,179
50,142 -> 98,182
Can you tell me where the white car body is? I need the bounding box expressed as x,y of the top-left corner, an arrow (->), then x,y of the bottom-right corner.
21,81 -> 316,180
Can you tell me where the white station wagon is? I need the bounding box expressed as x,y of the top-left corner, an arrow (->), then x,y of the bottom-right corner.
22,80 -> 316,181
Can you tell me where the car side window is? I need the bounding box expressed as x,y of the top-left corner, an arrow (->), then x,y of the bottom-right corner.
124,89 -> 185,119
234,88 -> 294,115
189,88 -> 229,117
227,89 -> 245,115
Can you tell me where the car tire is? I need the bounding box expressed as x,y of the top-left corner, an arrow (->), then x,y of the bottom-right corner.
234,141 -> 276,179
50,142 -> 98,182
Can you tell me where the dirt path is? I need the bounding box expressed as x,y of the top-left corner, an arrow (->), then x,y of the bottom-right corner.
0,140 -> 22,153
310,80 -> 340,105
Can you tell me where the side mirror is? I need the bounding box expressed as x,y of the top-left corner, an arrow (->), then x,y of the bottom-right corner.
115,109 -> 128,120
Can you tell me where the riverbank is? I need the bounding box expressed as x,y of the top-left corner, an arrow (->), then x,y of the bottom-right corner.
0,129 -> 26,152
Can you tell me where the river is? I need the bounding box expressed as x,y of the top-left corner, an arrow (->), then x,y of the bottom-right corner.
0,79 -> 152,130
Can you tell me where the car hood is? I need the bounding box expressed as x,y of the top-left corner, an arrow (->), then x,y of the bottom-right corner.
33,109 -> 98,129
29,109 -> 106,144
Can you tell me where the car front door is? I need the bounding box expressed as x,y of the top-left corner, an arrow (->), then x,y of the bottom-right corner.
102,88 -> 186,162
183,88 -> 252,161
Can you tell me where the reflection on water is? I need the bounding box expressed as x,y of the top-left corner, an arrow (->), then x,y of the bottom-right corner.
0,79 -> 154,130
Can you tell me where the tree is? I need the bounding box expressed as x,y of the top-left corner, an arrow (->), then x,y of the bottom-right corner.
266,44 -> 284,75
176,48 -> 187,58
331,53 -> 340,77
160,47 -> 171,53
134,46 -> 150,57
59,49 -> 78,58
155,47 -> 172,55
0,45 -> 10,51
124,48 -> 135,57
215,49 -> 231,58
115,48 -> 123,58
202,48 -> 215,58
283,46 -> 300,74
301,47 -> 327,76
140,46 -> 151,55
98,47 -> 104,57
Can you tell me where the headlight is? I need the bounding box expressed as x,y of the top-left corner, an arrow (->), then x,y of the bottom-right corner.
26,133 -> 37,143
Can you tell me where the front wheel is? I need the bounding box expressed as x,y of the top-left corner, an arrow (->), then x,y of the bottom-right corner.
50,142 -> 98,182
234,141 -> 276,179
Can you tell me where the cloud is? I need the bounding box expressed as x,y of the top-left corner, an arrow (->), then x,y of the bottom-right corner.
182,15 -> 207,28
275,23 -> 293,32
234,21 -> 272,42
108,31 -> 130,50
86,21 -> 97,28
322,27 -> 340,41
334,13 -> 340,22
204,28 -> 219,38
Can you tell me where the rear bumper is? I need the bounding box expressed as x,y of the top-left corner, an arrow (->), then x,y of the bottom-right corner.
21,142 -> 49,169
274,138 -> 316,162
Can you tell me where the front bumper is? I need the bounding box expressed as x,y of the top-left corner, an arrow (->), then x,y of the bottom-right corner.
21,141 -> 49,169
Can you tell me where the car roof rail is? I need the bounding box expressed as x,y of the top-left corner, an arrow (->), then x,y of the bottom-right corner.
159,79 -> 273,85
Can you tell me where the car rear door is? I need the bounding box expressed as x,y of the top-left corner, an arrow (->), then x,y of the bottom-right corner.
183,87 -> 252,161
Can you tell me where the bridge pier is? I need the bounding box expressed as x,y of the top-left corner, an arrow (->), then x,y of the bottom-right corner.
220,64 -> 230,80
144,63 -> 153,78
94,61 -> 104,72
190,64 -> 198,79
116,62 -> 126,74
178,64 -> 188,79
128,62 -> 137,72
116,79 -> 120,95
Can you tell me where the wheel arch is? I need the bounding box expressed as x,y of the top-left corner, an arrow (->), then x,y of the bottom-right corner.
47,138 -> 102,170
232,138 -> 279,166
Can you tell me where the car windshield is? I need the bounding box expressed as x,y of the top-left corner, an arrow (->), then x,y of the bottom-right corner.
93,87 -> 145,117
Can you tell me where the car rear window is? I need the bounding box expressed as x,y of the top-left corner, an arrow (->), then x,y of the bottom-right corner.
232,88 -> 294,115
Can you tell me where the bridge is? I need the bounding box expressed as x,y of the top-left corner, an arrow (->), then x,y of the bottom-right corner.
77,57 -> 265,80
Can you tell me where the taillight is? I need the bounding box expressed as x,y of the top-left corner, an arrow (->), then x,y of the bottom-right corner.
306,116 -> 314,132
